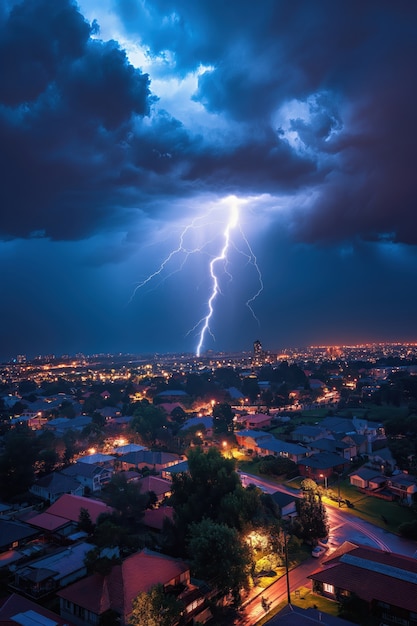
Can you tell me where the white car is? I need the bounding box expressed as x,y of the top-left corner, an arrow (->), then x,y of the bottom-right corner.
312,545 -> 326,558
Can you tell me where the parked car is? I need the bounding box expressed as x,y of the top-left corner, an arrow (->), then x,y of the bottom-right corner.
312,545 -> 326,558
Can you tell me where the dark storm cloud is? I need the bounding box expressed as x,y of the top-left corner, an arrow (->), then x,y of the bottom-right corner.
115,0 -> 417,245
1,0 -> 417,248
0,0 -> 153,240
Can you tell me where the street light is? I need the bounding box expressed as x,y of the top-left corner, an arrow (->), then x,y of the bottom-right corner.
319,473 -> 328,490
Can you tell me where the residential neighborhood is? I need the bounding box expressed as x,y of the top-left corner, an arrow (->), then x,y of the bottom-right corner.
0,344 -> 416,625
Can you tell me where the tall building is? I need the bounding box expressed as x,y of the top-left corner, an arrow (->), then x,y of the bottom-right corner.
253,340 -> 263,357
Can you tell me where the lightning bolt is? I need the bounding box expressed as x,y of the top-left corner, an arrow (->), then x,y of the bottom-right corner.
130,195 -> 263,356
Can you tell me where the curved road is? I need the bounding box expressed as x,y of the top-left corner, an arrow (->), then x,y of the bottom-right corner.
234,471 -> 416,624
240,471 -> 417,557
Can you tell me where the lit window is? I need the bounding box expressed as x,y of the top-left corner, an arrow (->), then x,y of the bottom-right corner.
323,583 -> 334,594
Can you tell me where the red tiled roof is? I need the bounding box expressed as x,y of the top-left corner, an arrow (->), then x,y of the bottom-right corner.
0,593 -> 75,625
143,506 -> 174,530
46,494 -> 113,523
310,543 -> 417,613
137,475 -> 172,497
26,511 -> 69,531
58,549 -> 189,620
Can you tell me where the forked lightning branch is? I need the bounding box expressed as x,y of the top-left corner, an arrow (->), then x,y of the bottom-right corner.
130,196 -> 263,356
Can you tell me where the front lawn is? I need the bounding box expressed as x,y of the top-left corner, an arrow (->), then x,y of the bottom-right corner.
319,479 -> 416,534
255,587 -> 339,625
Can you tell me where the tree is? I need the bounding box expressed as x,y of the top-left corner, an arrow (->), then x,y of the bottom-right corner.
258,456 -> 297,477
188,518 -> 252,603
170,447 -> 241,550
63,430 -> 77,463
131,403 -> 169,446
93,517 -> 132,549
295,484 -> 329,543
241,377 -> 260,403
84,546 -> 120,576
59,400 -> 75,419
18,379 -> 37,395
212,403 -> 234,434
103,473 -> 149,523
338,592 -> 369,623
0,430 -> 37,498
129,584 -> 184,626
78,507 -> 94,534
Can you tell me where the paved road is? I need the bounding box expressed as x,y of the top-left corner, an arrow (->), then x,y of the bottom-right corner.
233,471 -> 417,624
240,471 -> 417,557
236,558 -> 320,625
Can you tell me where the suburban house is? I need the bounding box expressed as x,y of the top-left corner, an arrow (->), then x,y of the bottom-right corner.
136,475 -> 172,504
180,416 -> 214,437
44,415 -> 92,436
309,542 -> 417,626
235,413 -> 273,429
143,505 -> 174,531
46,494 -> 114,524
349,467 -> 386,490
96,406 -> 122,420
0,592 -> 75,626
112,442 -> 145,455
61,462 -> 113,493
234,429 -> 273,451
307,437 -> 355,461
387,472 -> 417,505
162,460 -> 189,480
10,542 -> 94,599
154,389 -> 190,402
26,494 -> 114,540
367,446 -> 397,472
0,519 -> 38,555
291,425 -> 329,443
256,438 -> 309,463
58,549 -> 195,626
349,467 -> 417,505
29,472 -> 84,503
297,452 -> 349,483
76,452 -> 116,467
119,450 -> 181,473
269,491 -> 299,520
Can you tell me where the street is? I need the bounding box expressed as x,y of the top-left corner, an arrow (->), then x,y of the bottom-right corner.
233,472 -> 417,624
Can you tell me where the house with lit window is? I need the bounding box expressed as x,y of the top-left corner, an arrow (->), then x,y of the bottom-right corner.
0,520 -> 38,555
61,462 -> 113,493
309,543 -> 417,626
256,438 -> 309,463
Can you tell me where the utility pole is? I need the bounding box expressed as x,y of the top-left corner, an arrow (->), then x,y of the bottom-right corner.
283,529 -> 291,605
337,472 -> 341,507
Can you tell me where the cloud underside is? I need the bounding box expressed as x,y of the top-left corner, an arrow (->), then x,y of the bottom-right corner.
0,0 -> 416,246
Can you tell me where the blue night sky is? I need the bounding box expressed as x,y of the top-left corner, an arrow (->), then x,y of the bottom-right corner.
1,0 -> 417,360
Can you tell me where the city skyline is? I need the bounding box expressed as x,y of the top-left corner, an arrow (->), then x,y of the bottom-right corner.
1,0 -> 417,361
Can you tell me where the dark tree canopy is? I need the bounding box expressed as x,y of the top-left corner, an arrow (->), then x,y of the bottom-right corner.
294,482 -> 329,543
171,447 -> 240,527
130,402 -> 169,446
212,402 -> 234,433
188,518 -> 252,603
